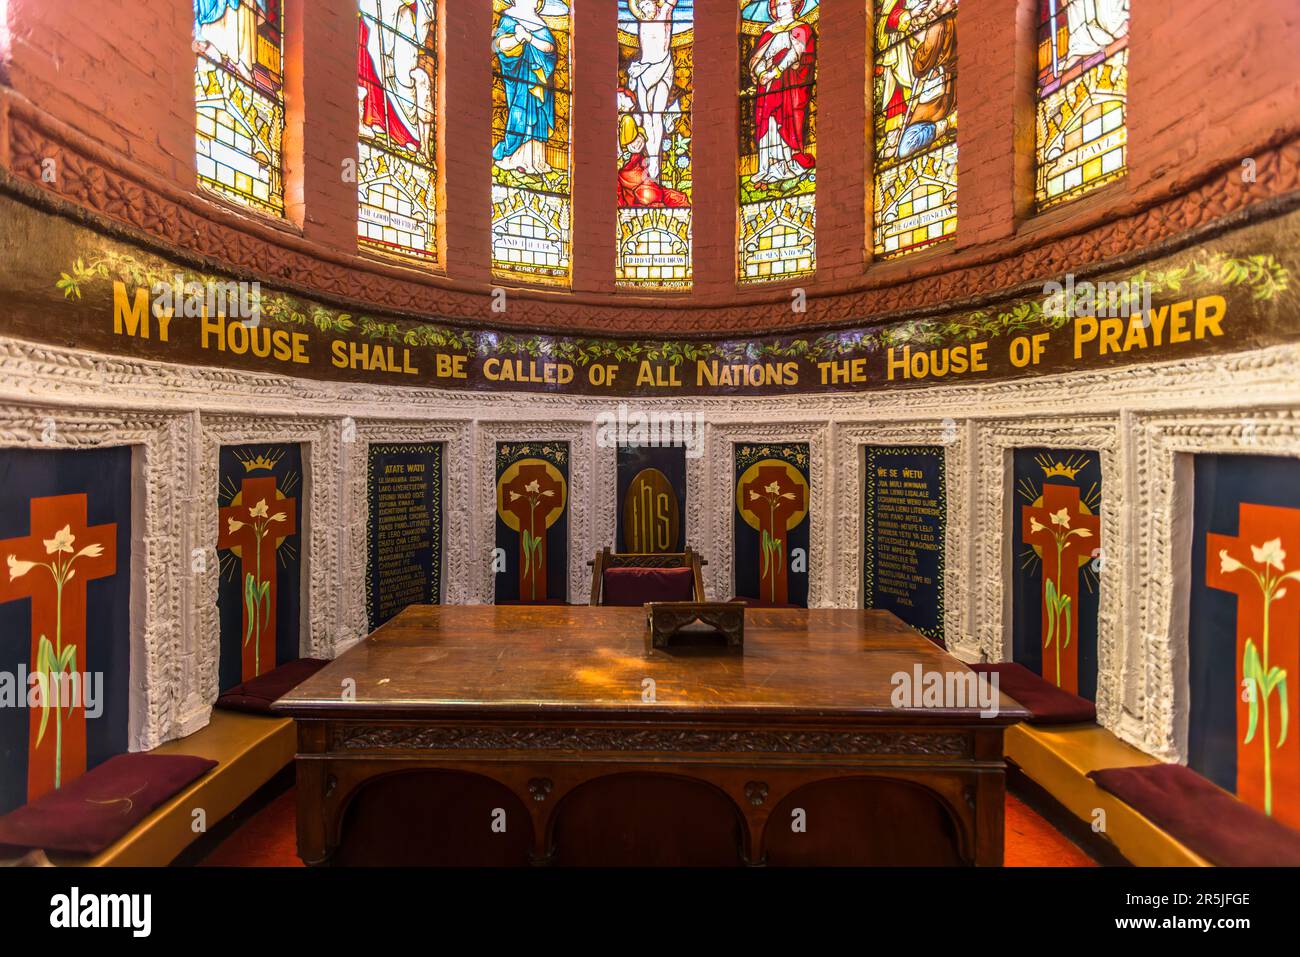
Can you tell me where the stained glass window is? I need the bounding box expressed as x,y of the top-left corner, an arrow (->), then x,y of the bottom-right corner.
738,0 -> 818,285
357,1 -> 439,264
616,1 -> 693,290
491,1 -> 573,286
194,0 -> 286,217
872,0 -> 958,259
1035,0 -> 1128,210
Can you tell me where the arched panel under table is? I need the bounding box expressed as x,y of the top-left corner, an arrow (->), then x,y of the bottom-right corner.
548,772 -> 747,867
332,769 -> 534,867
761,776 -> 967,866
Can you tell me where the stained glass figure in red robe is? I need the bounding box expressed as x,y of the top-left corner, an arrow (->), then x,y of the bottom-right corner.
748,0 -> 816,186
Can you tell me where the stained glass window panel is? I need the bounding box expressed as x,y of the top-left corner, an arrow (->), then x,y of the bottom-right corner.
738,0 -> 818,284
617,1 -> 694,290
872,0 -> 958,259
491,0 -> 573,286
1035,0 -> 1128,211
195,0 -> 286,217
358,1 -> 439,264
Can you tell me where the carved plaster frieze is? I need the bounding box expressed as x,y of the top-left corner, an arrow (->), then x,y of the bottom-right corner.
832,420 -> 970,655
1130,409 -> 1300,762
339,419 -> 473,653
969,417 -> 1124,731
197,414 -> 339,728
473,419 -> 596,605
704,422 -> 830,607
0,403 -> 187,750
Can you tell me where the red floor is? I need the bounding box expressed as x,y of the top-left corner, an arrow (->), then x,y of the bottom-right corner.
201,787 -> 302,867
1004,792 -> 1096,866
199,786 -> 1096,867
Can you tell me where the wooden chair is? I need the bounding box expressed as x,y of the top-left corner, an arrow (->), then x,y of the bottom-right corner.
588,547 -> 706,606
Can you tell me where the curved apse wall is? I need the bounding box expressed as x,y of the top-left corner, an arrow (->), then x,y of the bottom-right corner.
1,0 -> 1299,765
0,0 -> 1297,343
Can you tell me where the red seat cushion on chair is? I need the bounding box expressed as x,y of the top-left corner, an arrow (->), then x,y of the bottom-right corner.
215,657 -> 330,715
0,753 -> 217,856
969,662 -> 1096,725
1087,764 -> 1300,866
602,567 -> 695,606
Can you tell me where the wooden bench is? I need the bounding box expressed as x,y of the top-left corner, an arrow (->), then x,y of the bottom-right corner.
1005,722 -> 1210,866
39,710 -> 295,866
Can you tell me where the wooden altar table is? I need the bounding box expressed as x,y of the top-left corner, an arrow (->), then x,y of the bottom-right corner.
273,606 -> 1026,866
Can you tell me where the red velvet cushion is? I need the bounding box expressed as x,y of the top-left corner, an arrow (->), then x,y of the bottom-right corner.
216,657 -> 330,715
0,753 -> 217,855
602,567 -> 695,606
969,662 -> 1096,725
1088,764 -> 1300,866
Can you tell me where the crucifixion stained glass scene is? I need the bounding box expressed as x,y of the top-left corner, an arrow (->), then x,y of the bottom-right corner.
616,1 -> 694,290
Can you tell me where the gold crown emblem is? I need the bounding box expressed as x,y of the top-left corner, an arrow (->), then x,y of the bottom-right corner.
238,450 -> 283,473
1041,460 -> 1081,480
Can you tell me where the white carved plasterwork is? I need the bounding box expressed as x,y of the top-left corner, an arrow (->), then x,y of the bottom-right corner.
832,419 -> 970,656
473,420 -> 596,605
0,403 -> 187,752
685,445 -> 708,569
705,422 -> 829,607
596,434 -> 618,588
1,335 -> 1299,756
1131,409 -> 1300,762
969,417 -> 1124,732
340,419 -> 473,653
197,415 -> 339,731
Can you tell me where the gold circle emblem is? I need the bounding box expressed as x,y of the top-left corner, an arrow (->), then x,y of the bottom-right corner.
735,459 -> 809,532
497,458 -> 567,532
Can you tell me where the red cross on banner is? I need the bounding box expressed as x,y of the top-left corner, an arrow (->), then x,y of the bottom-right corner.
740,462 -> 808,606
1207,502 -> 1300,827
217,476 -> 297,680
499,462 -> 565,603
0,494 -> 116,801
1022,483 -> 1100,694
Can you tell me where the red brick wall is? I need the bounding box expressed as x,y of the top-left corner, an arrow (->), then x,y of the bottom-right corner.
2,0 -> 1296,317
4,0 -> 191,183
1130,0 -> 1300,191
